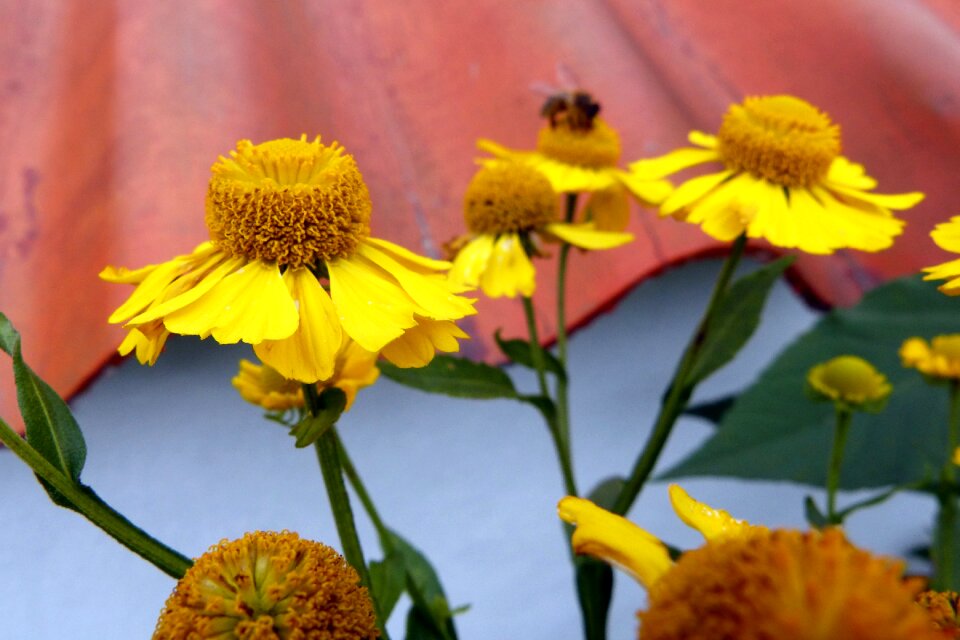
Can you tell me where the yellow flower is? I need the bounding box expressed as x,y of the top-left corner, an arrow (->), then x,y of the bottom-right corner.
478,91 -> 672,232
102,136 -> 475,382
233,339 -> 379,412
558,484 -> 758,589
916,590 -> 960,636
901,335 -> 960,380
630,95 -> 924,254
922,216 -> 960,295
449,159 -> 633,298
559,488 -> 940,640
807,355 -> 892,411
153,531 -> 377,639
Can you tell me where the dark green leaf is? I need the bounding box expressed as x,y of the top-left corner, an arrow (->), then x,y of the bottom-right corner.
494,330 -> 567,381
387,529 -> 459,640
518,394 -> 557,428
662,276 -> 960,489
687,256 -> 794,385
683,395 -> 737,425
804,496 -> 827,529
380,356 -> 516,400
0,313 -> 86,507
575,557 -> 613,640
370,552 -> 407,622
586,476 -> 626,510
405,605 -> 445,640
289,388 -> 345,448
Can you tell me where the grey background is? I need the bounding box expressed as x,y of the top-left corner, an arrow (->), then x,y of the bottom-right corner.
0,258 -> 933,638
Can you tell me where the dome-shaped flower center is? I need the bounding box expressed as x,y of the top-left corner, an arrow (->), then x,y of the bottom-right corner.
463,160 -> 558,234
639,528 -> 940,640
716,95 -> 841,188
536,118 -> 621,168
153,531 -> 377,639
807,355 -> 891,406
205,135 -> 372,269
933,335 -> 960,363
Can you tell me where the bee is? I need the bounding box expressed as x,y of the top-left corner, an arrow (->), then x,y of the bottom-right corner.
532,64 -> 601,131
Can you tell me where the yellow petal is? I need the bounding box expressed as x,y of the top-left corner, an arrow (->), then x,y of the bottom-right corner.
450,235 -> 496,288
357,240 -> 476,320
826,157 -> 877,190
164,261 -> 299,344
253,268 -> 343,383
629,146 -> 719,180
684,174 -> 754,242
826,183 -> 925,211
687,131 -> 718,148
364,236 -> 453,272
557,496 -> 673,589
328,254 -> 419,352
748,182 -> 836,255
930,217 -> 960,253
614,170 -> 673,207
660,170 -> 734,217
479,233 -> 535,298
380,318 -> 469,368
808,187 -> 905,253
586,185 -> 631,231
668,484 -> 755,541
126,254 -> 243,325
545,223 -> 633,250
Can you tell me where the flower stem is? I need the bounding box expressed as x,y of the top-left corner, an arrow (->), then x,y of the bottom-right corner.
522,295 -> 578,497
0,416 -> 191,578
825,407 -> 852,525
304,385 -> 384,633
933,380 -> 960,590
612,232 -> 748,516
555,193 -> 578,473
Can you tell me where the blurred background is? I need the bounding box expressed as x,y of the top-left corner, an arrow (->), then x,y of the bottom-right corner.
1,1 -> 958,637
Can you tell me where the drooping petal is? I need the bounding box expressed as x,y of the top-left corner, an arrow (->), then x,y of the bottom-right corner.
923,257 -> 960,295
558,496 -> 673,589
450,234 -> 496,289
253,267 -> 343,383
479,233 -> 536,298
127,253 -> 244,325
380,318 -> 469,368
356,240 -> 476,320
683,174 -> 755,242
668,484 -> 757,541
687,131 -> 718,148
808,187 -> 905,253
327,254 -> 420,352
629,146 -> 720,180
586,185 -> 631,231
826,156 -> 877,190
748,182 -> 836,255
660,170 -> 734,217
164,260 -> 299,344
614,170 -> 673,208
363,236 -> 453,273
329,339 -> 380,411
826,182 -> 925,210
545,223 -> 633,250
931,217 -> 960,254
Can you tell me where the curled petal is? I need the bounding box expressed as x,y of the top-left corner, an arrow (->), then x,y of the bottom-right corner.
668,484 -> 757,541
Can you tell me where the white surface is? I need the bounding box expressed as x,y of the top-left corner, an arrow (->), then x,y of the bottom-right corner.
0,258 -> 934,639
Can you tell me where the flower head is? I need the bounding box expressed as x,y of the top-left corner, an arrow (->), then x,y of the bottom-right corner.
478,91 -> 671,232
917,590 -> 960,637
559,487 -> 942,640
153,531 -> 378,639
233,339 -> 379,413
901,335 -> 960,380
922,216 -> 960,295
449,159 -> 632,298
807,355 -> 892,412
102,135 -> 475,381
630,95 -> 924,254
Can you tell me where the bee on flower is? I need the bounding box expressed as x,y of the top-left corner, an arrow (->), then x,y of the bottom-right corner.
101,135 -> 475,381
630,95 -> 925,254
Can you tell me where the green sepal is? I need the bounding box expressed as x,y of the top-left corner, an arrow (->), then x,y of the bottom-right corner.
370,551 -> 407,622
380,356 -> 517,399
687,256 -> 795,386
385,529 -> 461,640
494,329 -> 567,381
289,387 -> 345,448
661,276 -> 960,489
0,313 -> 86,509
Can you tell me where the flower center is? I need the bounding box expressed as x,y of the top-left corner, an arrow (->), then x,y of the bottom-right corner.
536,118 -> 621,168
463,160 -> 557,234
808,355 -> 890,405
205,135 -> 372,269
716,95 -> 840,187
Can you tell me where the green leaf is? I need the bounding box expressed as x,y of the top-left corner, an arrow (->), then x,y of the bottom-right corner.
387,529 -> 459,640
380,356 -> 517,400
687,256 -> 795,385
662,276 -> 960,489
289,388 -> 345,448
804,496 -> 827,529
370,551 -> 407,622
518,394 -> 557,428
494,330 -> 567,381
0,313 -> 86,507
575,557 -> 614,640
683,395 -> 737,425
586,476 -> 626,510
405,606 -> 445,640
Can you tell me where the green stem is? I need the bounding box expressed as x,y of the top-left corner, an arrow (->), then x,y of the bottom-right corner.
304,385 -> 384,635
612,232 -> 748,515
555,194 -> 578,475
0,416 -> 191,578
522,296 -> 578,497
933,381 -> 960,590
825,407 -> 852,525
